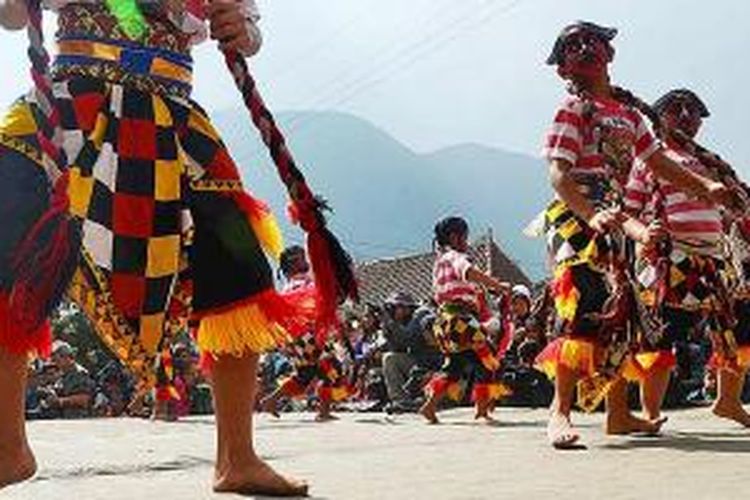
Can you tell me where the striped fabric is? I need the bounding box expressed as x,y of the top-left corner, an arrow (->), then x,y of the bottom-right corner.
625,145 -> 723,249
543,95 -> 658,179
433,249 -> 481,311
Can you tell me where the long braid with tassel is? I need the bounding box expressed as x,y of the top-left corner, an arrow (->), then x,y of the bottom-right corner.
9,0 -> 81,331
223,49 -> 359,337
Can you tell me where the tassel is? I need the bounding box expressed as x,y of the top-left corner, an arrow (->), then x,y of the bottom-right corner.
223,50 -> 359,345
10,2 -> 80,332
10,173 -> 81,331
233,191 -> 284,261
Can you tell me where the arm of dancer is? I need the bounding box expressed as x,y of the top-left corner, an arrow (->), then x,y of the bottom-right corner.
466,267 -> 511,295
646,149 -> 731,208
550,157 -> 662,245
549,158 -> 597,223
549,158 -> 627,233
0,0 -> 28,30
208,0 -> 262,57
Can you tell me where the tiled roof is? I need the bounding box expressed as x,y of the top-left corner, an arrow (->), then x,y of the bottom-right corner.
355,234 -> 531,306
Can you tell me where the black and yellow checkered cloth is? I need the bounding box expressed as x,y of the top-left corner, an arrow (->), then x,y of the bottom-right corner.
0,76 -> 275,388
433,304 -> 487,354
544,199 -> 612,272
635,249 -> 729,312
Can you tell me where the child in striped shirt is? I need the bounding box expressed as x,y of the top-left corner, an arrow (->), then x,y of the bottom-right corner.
420,216 -> 511,424
625,89 -> 750,428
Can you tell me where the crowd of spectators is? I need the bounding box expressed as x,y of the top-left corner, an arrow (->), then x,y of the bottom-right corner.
25,339 -> 212,420
26,283 -> 750,420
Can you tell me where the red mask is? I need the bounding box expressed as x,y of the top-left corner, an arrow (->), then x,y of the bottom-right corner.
558,32 -> 611,79
660,100 -> 703,140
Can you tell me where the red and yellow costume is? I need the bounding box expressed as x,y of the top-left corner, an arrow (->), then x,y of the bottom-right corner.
535,92 -> 659,408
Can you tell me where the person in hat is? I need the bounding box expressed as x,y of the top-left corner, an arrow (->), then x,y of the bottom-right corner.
624,88 -> 750,427
48,341 -> 95,419
536,21 -> 738,449
419,216 -> 512,424
511,285 -> 533,327
259,246 -> 353,422
380,291 -> 422,413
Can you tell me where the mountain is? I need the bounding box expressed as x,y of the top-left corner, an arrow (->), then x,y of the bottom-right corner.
211,110 -> 551,280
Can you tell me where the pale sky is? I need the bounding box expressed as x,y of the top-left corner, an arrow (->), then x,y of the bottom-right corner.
1,0 -> 749,169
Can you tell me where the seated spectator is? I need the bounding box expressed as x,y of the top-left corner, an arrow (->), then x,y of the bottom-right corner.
48,341 -> 95,419
348,305 -> 388,410
381,293 -> 418,411
401,302 -> 444,401
381,292 -> 443,413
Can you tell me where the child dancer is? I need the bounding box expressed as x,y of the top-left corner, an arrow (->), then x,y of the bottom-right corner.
260,246 -> 352,421
420,216 -> 511,424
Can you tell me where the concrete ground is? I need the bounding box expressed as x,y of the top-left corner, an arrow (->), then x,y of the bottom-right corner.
3,407 -> 750,500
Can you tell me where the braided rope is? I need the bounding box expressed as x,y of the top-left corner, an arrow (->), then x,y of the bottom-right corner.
223,49 -> 358,315
25,0 -> 64,182
224,52 -> 320,224
8,0 -> 80,331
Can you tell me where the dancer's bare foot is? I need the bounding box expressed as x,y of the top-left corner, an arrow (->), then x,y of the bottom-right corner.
712,400 -> 750,427
214,456 -> 308,497
475,412 -> 497,424
547,412 -> 581,449
260,396 -> 281,418
419,401 -> 439,425
314,412 -> 339,423
606,412 -> 668,436
475,400 -> 495,423
0,443 -> 37,489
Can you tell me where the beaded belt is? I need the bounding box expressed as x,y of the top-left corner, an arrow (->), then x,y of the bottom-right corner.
53,38 -> 194,99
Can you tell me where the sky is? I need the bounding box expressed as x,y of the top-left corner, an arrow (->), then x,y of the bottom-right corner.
1,0 -> 749,168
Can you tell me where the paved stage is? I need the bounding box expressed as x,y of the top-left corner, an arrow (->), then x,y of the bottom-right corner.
3,407 -> 750,499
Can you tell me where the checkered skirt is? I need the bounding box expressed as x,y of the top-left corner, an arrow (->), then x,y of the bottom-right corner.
433,303 -> 488,354
635,248 -> 729,312
544,199 -> 612,272
0,76 -> 278,387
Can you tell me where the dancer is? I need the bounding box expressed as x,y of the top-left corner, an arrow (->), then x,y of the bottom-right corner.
419,216 -> 511,424
622,89 -> 748,426
535,21 -> 737,449
720,211 -> 750,426
260,245 -> 353,422
0,0 -> 357,495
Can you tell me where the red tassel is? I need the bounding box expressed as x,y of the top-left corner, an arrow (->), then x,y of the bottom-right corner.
0,292 -> 52,356
233,191 -> 273,224
496,295 -> 513,359
426,376 -> 451,398
10,173 -> 80,330
472,384 -> 490,403
307,230 -> 340,339
198,352 -> 214,375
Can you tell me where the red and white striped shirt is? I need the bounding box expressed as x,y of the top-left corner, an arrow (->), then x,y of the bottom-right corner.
625,145 -> 723,249
433,250 -> 481,311
543,95 -> 659,182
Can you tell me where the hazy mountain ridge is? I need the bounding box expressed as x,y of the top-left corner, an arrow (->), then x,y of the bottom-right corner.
212,110 -> 551,280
